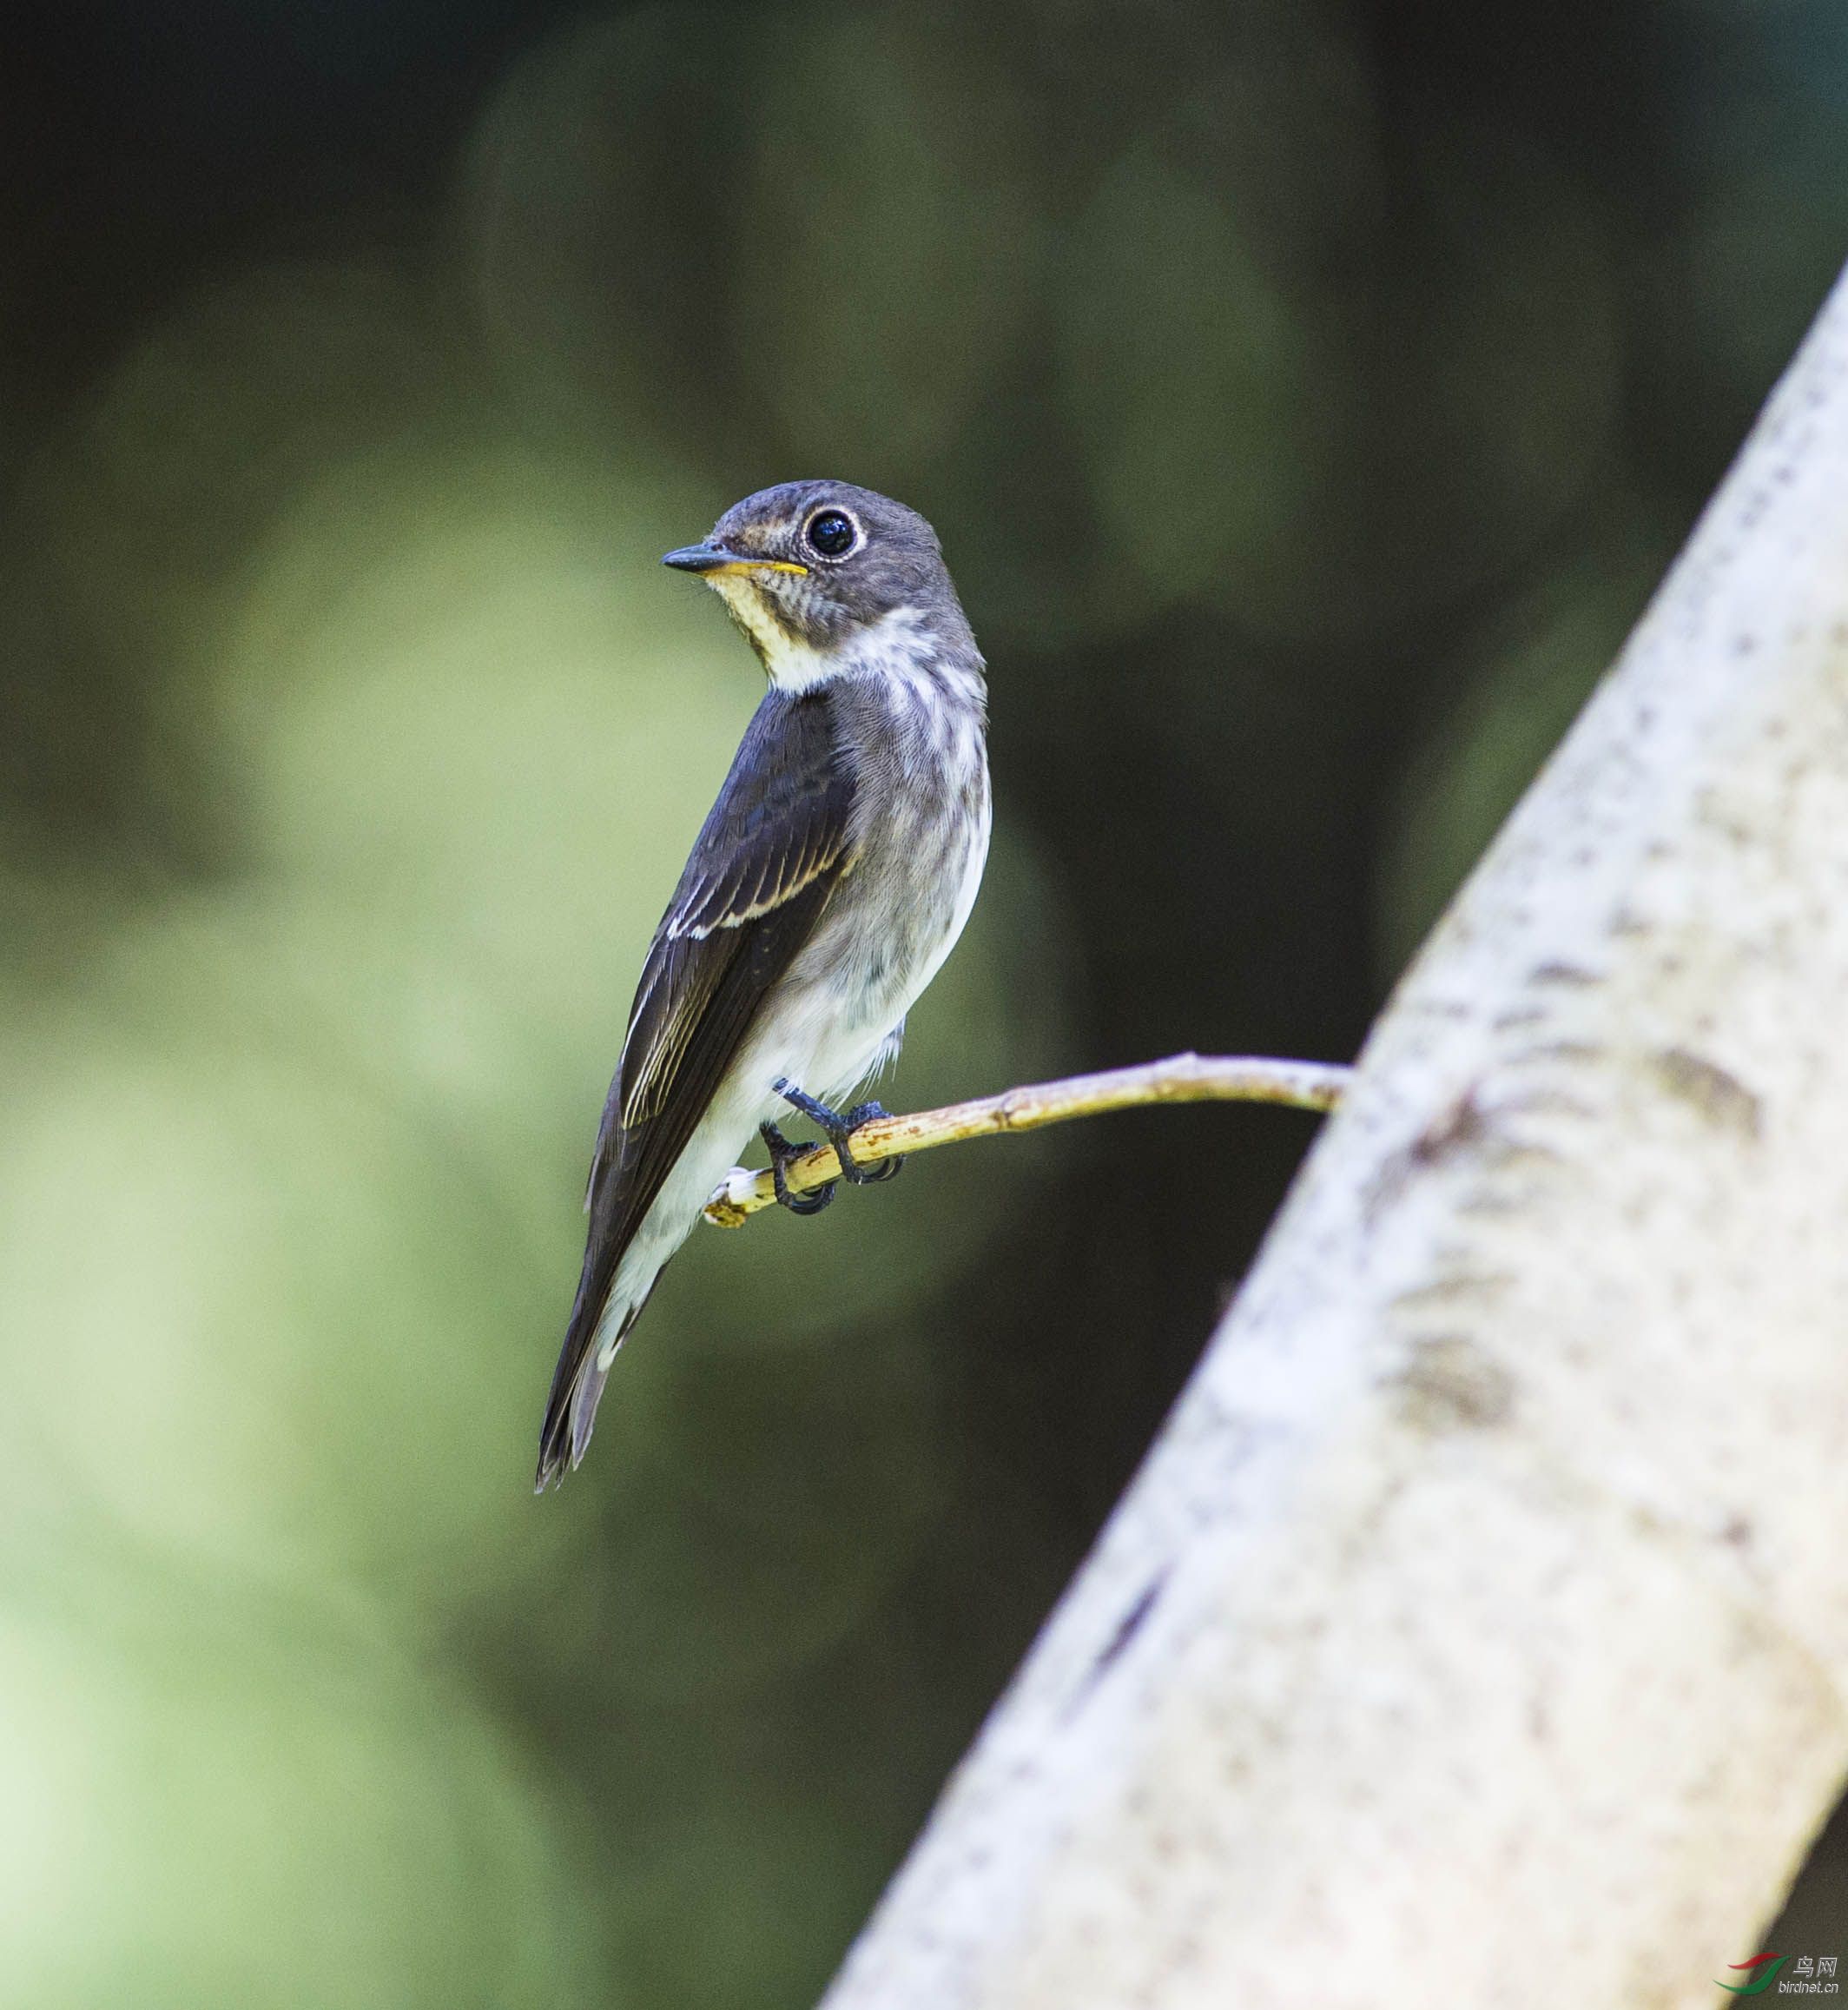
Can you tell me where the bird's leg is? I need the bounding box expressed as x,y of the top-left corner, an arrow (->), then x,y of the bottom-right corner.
773,1080 -> 906,1186
759,1118 -> 836,1215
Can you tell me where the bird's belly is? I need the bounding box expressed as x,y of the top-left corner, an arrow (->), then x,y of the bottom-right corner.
766,788 -> 990,1104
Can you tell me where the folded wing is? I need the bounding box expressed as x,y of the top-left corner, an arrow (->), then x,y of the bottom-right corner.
536,687 -> 856,1486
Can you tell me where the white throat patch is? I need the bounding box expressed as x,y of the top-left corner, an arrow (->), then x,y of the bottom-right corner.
705,585 -> 931,695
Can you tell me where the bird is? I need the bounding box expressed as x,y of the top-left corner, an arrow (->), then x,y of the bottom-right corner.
535,480 -> 992,1489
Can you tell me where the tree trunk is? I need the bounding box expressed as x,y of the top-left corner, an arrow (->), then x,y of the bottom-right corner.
818,264 -> 1848,2010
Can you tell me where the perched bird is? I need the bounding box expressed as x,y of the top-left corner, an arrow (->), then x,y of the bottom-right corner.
536,480 -> 991,1488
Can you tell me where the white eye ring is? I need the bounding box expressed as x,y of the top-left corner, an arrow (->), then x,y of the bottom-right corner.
802,507 -> 862,561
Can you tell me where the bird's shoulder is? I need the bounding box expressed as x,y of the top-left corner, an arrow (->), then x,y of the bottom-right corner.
605,687 -> 855,1146
664,684 -> 858,941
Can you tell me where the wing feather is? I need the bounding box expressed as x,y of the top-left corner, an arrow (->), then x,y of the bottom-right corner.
538,687 -> 855,1484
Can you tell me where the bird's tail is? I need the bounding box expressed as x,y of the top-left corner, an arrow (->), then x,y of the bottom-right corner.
533,1267 -> 663,1492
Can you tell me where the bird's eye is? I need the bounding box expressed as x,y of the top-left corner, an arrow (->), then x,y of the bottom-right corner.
804,509 -> 858,559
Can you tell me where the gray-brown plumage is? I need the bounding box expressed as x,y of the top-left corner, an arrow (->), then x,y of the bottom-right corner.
537,481 -> 990,1489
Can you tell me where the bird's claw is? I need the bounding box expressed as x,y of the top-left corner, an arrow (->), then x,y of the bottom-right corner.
760,1118 -> 835,1215
771,1081 -> 907,1187
839,1101 -> 904,1181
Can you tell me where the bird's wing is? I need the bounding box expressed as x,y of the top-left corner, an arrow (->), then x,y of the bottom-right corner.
537,687 -> 855,1484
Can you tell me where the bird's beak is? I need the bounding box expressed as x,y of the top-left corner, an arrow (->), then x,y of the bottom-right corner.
662,542 -> 809,579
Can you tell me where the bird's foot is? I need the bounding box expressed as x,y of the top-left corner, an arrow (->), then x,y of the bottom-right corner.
773,1080 -> 906,1186
760,1118 -> 836,1214
838,1101 -> 904,1181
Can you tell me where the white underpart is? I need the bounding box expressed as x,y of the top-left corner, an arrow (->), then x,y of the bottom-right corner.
588,839 -> 983,1376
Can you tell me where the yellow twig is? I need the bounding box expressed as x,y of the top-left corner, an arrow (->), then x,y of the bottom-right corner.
701,1051 -> 1351,1227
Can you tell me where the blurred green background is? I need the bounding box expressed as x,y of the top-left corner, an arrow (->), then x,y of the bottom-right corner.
1,0 -> 1844,2001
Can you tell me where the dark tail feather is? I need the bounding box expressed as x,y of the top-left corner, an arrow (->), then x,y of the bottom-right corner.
532,1273 -> 663,1492
534,1260 -> 604,1492
532,1356 -> 610,1493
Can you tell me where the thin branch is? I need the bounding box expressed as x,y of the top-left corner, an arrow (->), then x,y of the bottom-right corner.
701,1051 -> 1351,1227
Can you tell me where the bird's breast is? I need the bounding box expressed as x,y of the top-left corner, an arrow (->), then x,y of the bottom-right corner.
783,684 -> 991,1054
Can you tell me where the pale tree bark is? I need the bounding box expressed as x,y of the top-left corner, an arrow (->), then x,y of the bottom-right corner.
818,265 -> 1848,2010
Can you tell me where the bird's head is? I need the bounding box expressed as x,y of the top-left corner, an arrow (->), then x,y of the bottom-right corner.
663,480 -> 976,692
